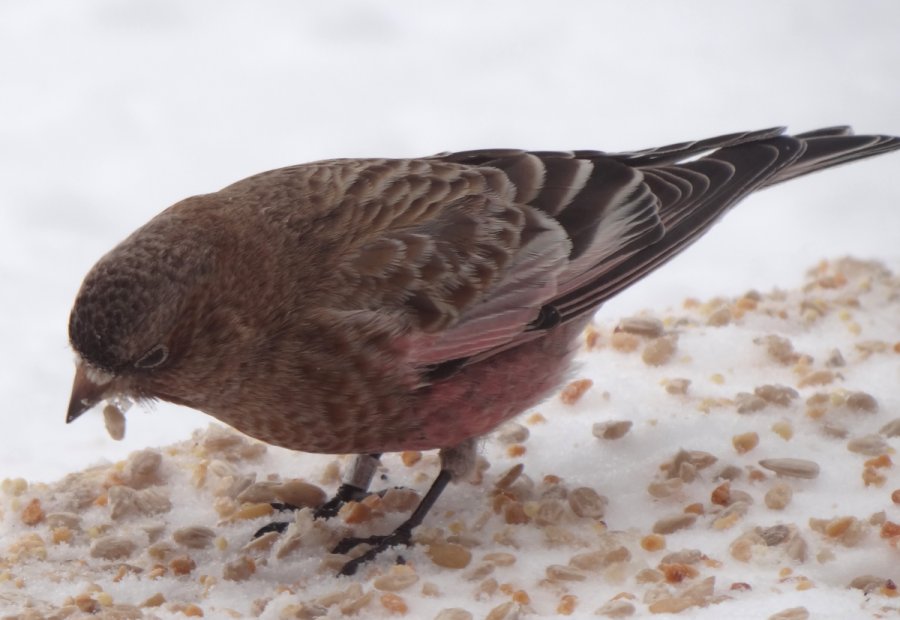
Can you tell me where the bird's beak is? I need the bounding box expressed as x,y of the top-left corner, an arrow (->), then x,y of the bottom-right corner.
66,363 -> 109,423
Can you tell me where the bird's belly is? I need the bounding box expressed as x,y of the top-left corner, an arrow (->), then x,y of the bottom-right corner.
406,318 -> 589,451
211,319 -> 588,456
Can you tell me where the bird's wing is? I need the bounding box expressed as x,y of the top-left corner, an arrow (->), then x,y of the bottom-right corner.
328,127 -> 899,374
326,152 -> 661,370
327,158 -> 573,367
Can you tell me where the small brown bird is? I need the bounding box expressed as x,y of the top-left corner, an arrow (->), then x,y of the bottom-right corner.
67,127 -> 899,574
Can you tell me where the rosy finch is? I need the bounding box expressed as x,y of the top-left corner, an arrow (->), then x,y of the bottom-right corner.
67,126 -> 899,574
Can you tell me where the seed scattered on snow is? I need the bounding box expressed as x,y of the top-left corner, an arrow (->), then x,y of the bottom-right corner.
753,335 -> 799,365
556,594 -> 578,615
560,378 -> 593,405
496,422 -> 529,444
482,552 -> 516,567
847,434 -> 889,456
642,336 -> 677,366
768,606 -> 810,620
758,458 -> 820,479
765,483 -> 793,510
879,418 -> 900,437
772,420 -> 793,440
533,498 -> 565,526
664,378 -> 691,395
229,502 -> 274,522
810,516 -> 867,546
825,348 -> 846,367
732,432 -> 759,454
647,479 -> 683,499
173,526 -> 216,550
125,449 -> 163,489
754,384 -> 799,407
652,513 -> 697,534
710,482 -> 732,506
636,568 -> 664,584
546,564 -> 586,581
485,601 -> 522,620
647,596 -> 699,614
275,479 -> 326,508
427,543 -> 471,569
20,498 -> 44,526
109,486 -> 172,520
617,316 -> 664,337
90,535 -> 136,560
822,423 -> 848,439
593,420 -> 632,440
707,307 -> 732,326
568,546 -> 630,571
379,592 -> 408,615
169,554 -> 196,576
856,340 -> 890,356
494,463 -> 524,490
567,487 -> 607,519
797,369 -> 836,388
845,391 -> 878,413
849,574 -> 890,594
434,609 -> 473,620
222,555 -> 256,581
595,599 -> 636,617
610,331 -> 640,352
235,481 -> 278,504
640,534 -> 666,552
735,393 -> 767,414
678,462 -> 697,483
664,450 -> 718,478
659,561 -> 699,583
381,487 -> 420,513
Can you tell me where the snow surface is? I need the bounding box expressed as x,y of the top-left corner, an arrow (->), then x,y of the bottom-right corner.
2,259 -> 900,619
1,1 -> 899,618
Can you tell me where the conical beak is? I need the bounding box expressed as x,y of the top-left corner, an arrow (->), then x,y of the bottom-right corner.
66,364 -> 109,423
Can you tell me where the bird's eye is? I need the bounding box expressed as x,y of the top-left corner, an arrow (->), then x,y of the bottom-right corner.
135,344 -> 168,369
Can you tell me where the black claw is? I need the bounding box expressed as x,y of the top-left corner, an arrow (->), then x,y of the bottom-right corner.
313,496 -> 348,520
314,483 -> 373,520
253,520 -> 289,537
336,527 -> 414,576
253,486 -> 372,538
269,502 -> 299,512
335,469 -> 453,576
251,502 -> 300,538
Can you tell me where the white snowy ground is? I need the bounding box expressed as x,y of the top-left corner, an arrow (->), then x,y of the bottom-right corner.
1,1 -> 900,618
2,258 -> 900,619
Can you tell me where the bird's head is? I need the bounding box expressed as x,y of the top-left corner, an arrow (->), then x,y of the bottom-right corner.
66,207 -> 217,423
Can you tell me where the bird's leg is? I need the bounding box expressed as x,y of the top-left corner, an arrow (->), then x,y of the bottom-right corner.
252,453 -> 382,537
334,439 -> 476,576
334,468 -> 452,576
315,453 -> 383,519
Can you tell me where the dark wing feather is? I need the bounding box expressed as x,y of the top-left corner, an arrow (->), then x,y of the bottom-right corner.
329,128 -> 898,378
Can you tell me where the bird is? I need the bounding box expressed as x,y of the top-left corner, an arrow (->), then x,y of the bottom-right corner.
67,126 -> 899,575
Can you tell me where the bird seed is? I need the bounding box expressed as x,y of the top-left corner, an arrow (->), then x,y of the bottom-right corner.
758,458 -> 819,479
593,420 -> 633,440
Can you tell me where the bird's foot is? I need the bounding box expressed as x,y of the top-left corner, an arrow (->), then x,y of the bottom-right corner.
333,469 -> 454,576
251,484 -> 376,538
333,524 -> 414,577
252,502 -> 299,537
314,483 -> 373,519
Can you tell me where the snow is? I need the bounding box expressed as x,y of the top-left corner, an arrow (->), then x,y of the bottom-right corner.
1,1 -> 899,618
3,259 -> 900,619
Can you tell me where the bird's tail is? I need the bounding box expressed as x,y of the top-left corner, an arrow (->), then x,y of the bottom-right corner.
764,126 -> 900,187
